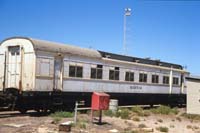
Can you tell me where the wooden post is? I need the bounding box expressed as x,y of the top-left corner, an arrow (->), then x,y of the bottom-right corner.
91,110 -> 93,123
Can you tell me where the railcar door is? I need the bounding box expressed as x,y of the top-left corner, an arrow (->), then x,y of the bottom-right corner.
54,57 -> 63,91
6,46 -> 21,89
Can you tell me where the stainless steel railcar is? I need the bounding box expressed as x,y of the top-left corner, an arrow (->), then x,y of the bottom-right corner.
0,37 -> 189,113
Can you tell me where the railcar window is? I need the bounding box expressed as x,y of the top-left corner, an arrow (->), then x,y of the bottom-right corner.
152,74 -> 159,83
69,66 -> 76,77
139,73 -> 147,83
163,76 -> 169,84
173,77 -> 179,85
76,66 -> 83,77
91,65 -> 103,79
125,72 -> 134,81
109,67 -> 119,80
9,46 -> 20,55
69,65 -> 83,78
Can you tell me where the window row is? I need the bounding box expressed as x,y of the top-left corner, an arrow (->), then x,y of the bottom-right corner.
68,64 -> 179,85
36,58 -> 179,86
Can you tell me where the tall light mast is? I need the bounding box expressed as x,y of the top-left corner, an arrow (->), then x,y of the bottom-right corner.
123,8 -> 131,55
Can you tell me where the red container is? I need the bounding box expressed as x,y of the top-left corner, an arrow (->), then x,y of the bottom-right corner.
91,92 -> 110,110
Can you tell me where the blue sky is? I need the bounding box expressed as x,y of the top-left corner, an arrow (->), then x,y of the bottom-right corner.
0,0 -> 200,75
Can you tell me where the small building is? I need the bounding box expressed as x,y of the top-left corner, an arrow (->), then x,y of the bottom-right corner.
186,76 -> 200,115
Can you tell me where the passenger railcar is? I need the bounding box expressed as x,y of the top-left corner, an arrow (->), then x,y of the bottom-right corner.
0,37 -> 189,113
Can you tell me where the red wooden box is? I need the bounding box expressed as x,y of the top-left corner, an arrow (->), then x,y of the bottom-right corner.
91,92 -> 110,110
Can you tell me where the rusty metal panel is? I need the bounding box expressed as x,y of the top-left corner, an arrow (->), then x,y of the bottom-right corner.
22,53 -> 35,91
35,78 -> 53,91
35,56 -> 54,91
36,57 -> 54,77
6,46 -> 21,89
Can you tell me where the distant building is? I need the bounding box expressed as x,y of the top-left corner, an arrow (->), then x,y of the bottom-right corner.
186,76 -> 200,115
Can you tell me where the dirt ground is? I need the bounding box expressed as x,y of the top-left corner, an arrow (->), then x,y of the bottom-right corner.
0,108 -> 200,133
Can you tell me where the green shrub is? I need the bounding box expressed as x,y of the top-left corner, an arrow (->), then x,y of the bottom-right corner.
171,107 -> 179,115
151,105 -> 171,115
104,110 -> 114,117
150,105 -> 178,115
156,126 -> 169,132
50,111 -> 73,118
131,106 -> 143,113
131,106 -> 150,117
116,109 -> 130,119
78,122 -> 87,129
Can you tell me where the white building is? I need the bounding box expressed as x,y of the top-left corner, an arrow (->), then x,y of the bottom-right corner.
186,76 -> 200,115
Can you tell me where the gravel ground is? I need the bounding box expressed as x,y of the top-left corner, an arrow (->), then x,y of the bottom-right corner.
0,108 -> 200,133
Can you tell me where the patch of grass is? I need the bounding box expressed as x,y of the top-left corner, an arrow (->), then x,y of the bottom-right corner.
104,110 -> 114,117
156,126 -> 169,132
132,117 -> 140,122
182,113 -> 200,121
138,123 -> 147,128
151,105 -> 170,115
77,117 -> 89,123
78,122 -> 87,129
131,106 -> 150,117
76,118 -> 89,129
116,108 -> 130,119
131,106 -> 143,113
157,119 -> 163,123
150,105 -> 178,115
171,107 -> 179,115
87,110 -> 101,117
50,111 -> 73,118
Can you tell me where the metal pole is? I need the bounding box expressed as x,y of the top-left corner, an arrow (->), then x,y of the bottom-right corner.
169,66 -> 173,94
123,12 -> 127,55
123,8 -> 131,55
74,101 -> 78,124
